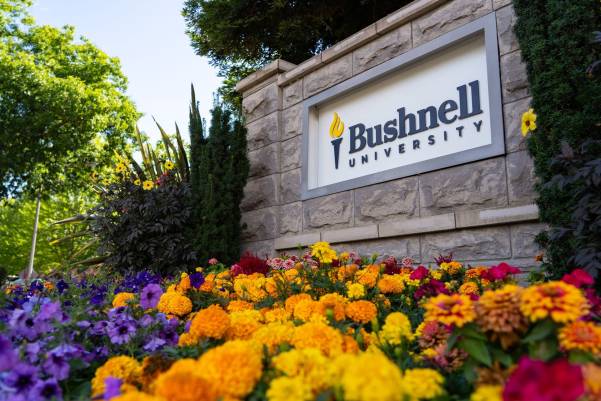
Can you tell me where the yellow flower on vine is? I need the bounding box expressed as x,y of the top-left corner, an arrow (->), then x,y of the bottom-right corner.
102,178 -> 111,186
91,171 -> 98,181
521,108 -> 537,136
142,180 -> 154,191
134,179 -> 141,186
164,160 -> 175,170
115,163 -> 127,173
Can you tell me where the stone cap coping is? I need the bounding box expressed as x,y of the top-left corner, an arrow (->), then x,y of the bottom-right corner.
274,204 -> 539,250
236,0 -> 448,93
235,59 -> 297,94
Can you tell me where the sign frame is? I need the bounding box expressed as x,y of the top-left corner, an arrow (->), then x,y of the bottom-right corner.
300,13 -> 504,200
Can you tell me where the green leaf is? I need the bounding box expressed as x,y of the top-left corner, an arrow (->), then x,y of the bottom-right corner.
568,350 -> 595,364
458,338 -> 492,367
446,330 -> 460,351
459,323 -> 487,340
528,338 -> 559,361
522,319 -> 557,343
490,347 -> 513,367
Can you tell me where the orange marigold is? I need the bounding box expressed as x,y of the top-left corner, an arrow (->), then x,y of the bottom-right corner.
377,274 -> 405,294
459,282 -> 480,296
520,281 -> 589,323
227,300 -> 254,312
345,300 -> 377,324
225,310 -> 263,340
293,299 -> 326,322
112,292 -> 135,308
465,267 -> 487,279
157,292 -> 192,317
91,356 -> 141,397
476,285 -> 526,349
559,321 -> 601,355
356,270 -> 378,288
264,306 -> 291,323
154,359 -> 217,401
424,293 -> 476,327
176,272 -> 191,292
291,322 -> 344,356
251,321 -> 295,353
319,293 -> 347,321
189,304 -> 230,339
285,293 -> 313,314
197,340 -> 263,400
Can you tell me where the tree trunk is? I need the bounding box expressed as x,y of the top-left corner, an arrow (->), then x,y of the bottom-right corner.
24,193 -> 42,281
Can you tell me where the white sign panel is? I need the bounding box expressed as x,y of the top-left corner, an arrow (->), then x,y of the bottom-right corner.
301,14 -> 504,199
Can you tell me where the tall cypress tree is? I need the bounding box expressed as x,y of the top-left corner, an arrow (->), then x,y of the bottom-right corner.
188,88 -> 249,264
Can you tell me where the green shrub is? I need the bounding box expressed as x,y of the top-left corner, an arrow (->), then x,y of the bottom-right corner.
513,0 -> 601,280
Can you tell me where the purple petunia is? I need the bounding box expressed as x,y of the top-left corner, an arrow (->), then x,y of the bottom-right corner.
189,272 -> 205,289
0,335 -> 17,371
107,321 -> 136,345
143,337 -> 166,352
31,378 -> 63,401
4,363 -> 39,395
43,353 -> 70,381
104,377 -> 122,401
139,284 -> 163,310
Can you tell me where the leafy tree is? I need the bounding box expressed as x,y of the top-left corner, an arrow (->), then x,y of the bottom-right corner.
513,0 -> 601,281
188,87 -> 248,264
0,0 -> 138,276
182,0 -> 410,109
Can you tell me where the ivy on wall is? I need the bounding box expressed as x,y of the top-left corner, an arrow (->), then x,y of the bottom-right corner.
512,0 -> 601,281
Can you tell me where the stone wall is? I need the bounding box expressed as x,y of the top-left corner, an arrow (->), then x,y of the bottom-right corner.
236,0 -> 542,271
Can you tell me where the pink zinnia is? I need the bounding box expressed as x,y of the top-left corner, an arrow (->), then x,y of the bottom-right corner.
562,269 -> 594,288
208,258 -> 219,266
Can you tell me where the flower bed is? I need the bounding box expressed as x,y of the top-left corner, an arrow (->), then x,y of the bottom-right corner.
1,242 -> 601,401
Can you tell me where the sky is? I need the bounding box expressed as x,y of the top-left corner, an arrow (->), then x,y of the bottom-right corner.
30,0 -> 222,143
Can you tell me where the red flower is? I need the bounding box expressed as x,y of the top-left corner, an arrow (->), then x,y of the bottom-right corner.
414,279 -> 450,300
562,269 -> 594,288
384,256 -> 400,275
410,265 -> 429,280
503,357 -> 584,401
482,262 -> 521,281
434,253 -> 453,266
230,254 -> 269,277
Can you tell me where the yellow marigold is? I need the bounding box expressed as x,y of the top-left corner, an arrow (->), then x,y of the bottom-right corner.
470,385 -> 502,401
234,275 -> 268,302
199,274 -> 215,292
346,300 -> 377,324
343,335 -> 360,353
251,321 -> 295,353
430,270 -> 442,280
319,293 -> 347,321
292,321 -> 344,356
380,312 -> 413,346
520,281 -> 589,323
112,292 -> 135,308
583,363 -> 601,399
189,304 -> 231,339
272,348 -> 331,392
197,340 -> 263,400
331,351 -> 404,401
347,282 -> 365,299
157,292 -> 192,317
402,368 -> 445,400
424,293 -> 476,327
310,241 -> 338,264
284,268 -> 299,282
459,282 -> 480,296
285,293 -> 313,314
154,359 -> 217,401
465,267 -> 487,279
177,273 -> 191,292
267,376 -> 312,401
111,392 -> 164,401
559,320 -> 601,355
337,264 -> 358,281
178,332 -> 198,347
293,299 -> 326,322
226,310 -> 263,340
91,356 -> 141,397
377,274 -> 405,294
264,306 -> 291,323
440,261 -> 463,275
340,252 -> 350,262
357,270 -> 378,288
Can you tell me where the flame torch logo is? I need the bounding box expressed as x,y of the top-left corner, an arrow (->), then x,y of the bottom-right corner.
329,112 -> 345,169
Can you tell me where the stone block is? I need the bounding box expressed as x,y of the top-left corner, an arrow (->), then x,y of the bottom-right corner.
322,24 -> 377,63
353,24 -> 412,75
281,169 -> 301,204
281,135 -> 302,172
379,213 -> 456,238
280,202 -> 302,235
354,177 -> 418,224
241,239 -> 275,258
421,227 -> 512,261
248,143 -> 279,178
493,0 -> 512,10
242,83 -> 280,123
282,104 -> 302,140
501,50 -> 530,104
496,4 -> 518,56
245,112 -> 279,151
275,232 -> 321,250
455,204 -> 539,228
412,0 -> 492,47
511,223 -> 545,258
507,150 -> 537,206
322,225 -> 379,243
241,208 -> 278,242
419,157 -> 508,216
303,191 -> 353,230
332,237 -> 421,261
241,175 -> 278,211
303,54 -> 352,98
504,97 -> 532,153
376,0 -> 448,34
283,80 -> 303,108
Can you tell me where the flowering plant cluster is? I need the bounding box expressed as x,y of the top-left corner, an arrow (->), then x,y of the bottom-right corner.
1,242 -> 600,401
